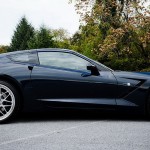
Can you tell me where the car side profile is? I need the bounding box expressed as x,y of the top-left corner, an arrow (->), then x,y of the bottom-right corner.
0,48 -> 150,123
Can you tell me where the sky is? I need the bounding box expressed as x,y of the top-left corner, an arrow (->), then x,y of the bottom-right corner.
0,0 -> 80,45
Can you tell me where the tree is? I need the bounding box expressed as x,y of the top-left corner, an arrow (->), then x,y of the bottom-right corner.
50,28 -> 71,49
70,0 -> 150,71
70,25 -> 101,60
0,45 -> 9,53
28,26 -> 54,49
9,16 -> 34,51
51,28 -> 70,41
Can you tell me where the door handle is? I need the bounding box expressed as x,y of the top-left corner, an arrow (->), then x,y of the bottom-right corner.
28,66 -> 34,71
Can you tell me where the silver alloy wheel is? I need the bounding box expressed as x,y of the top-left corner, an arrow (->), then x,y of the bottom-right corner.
0,84 -> 15,121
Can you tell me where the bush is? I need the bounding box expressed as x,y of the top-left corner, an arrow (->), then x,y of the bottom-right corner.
102,58 -> 150,71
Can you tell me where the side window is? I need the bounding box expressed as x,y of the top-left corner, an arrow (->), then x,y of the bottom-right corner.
8,52 -> 39,64
8,53 -> 30,63
38,52 -> 91,71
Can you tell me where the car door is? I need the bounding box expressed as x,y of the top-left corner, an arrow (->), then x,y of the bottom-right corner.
30,50 -> 117,109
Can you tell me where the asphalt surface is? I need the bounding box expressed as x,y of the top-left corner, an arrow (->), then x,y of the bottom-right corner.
0,111 -> 150,150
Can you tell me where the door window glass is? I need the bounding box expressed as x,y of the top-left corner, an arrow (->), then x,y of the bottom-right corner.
38,52 -> 91,71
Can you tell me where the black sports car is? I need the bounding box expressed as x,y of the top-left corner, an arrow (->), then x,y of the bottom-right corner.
0,48 -> 150,122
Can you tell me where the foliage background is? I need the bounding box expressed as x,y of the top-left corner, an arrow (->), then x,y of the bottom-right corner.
1,0 -> 150,71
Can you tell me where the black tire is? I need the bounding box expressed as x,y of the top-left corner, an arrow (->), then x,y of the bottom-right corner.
0,80 -> 20,123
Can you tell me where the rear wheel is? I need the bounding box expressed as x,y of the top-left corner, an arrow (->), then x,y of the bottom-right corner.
0,81 -> 20,123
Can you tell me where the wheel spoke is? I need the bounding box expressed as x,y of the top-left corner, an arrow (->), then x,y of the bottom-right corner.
1,91 -> 9,100
3,93 -> 10,100
3,105 -> 11,107
3,99 -> 12,103
0,88 -> 1,99
2,91 -> 8,97
0,87 -> 2,94
0,110 -> 4,115
0,84 -> 15,121
2,106 -> 7,112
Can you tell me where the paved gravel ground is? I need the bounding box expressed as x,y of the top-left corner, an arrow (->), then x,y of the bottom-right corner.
0,110 -> 150,150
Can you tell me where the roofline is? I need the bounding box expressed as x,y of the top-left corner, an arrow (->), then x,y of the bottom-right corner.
17,48 -> 75,52
0,48 -> 75,56
36,48 -> 75,53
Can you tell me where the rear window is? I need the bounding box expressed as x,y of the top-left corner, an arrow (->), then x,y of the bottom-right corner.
8,52 -> 39,64
9,53 -> 30,63
8,53 -> 30,63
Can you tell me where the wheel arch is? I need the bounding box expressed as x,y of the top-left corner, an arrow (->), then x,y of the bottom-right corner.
0,74 -> 24,109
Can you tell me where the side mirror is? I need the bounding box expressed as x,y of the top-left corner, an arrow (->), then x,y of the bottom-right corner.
87,65 -> 100,76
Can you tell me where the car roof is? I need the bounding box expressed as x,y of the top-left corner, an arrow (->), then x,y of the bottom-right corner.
0,48 -> 76,57
36,48 -> 75,53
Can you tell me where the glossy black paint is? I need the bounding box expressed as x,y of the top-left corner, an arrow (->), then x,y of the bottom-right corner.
0,48 -> 150,114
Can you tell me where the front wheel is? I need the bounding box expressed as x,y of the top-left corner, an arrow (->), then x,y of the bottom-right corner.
0,81 -> 20,123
